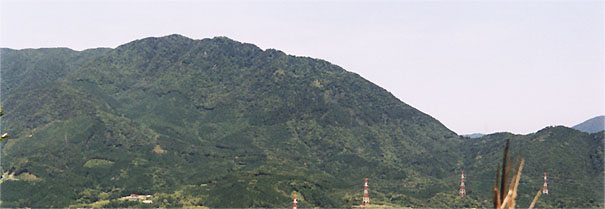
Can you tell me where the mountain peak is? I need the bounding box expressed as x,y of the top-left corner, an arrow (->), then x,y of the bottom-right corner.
116,34 -> 195,50
163,33 -> 190,39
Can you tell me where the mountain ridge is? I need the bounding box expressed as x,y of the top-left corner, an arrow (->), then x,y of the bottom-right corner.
0,35 -> 602,208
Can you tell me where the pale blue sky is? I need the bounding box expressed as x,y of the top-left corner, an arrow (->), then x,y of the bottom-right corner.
1,0 -> 603,134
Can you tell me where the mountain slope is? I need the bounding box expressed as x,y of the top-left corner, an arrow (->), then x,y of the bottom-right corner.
0,35 -> 602,208
461,126 -> 603,208
1,35 -> 461,208
573,115 -> 605,133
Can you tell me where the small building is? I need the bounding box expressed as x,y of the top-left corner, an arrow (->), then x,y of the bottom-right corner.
143,200 -> 153,204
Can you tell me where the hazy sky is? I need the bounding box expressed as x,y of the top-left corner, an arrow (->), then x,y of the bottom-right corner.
1,0 -> 603,134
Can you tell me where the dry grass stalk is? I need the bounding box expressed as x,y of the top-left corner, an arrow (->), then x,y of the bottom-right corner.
500,158 -> 524,209
499,190 -> 513,209
493,188 -> 501,209
500,140 -> 511,202
493,139 -> 535,209
493,165 -> 502,208
510,158 -> 525,208
528,188 -> 543,209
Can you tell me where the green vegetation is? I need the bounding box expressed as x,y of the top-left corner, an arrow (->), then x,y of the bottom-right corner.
0,35 -> 602,208
461,127 -> 604,208
83,159 -> 115,168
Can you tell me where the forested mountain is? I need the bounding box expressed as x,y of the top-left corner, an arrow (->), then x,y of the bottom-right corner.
0,35 -> 602,208
573,115 -> 605,133
461,126 -> 603,208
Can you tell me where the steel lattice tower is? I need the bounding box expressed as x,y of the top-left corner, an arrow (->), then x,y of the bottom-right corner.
361,178 -> 370,206
542,172 -> 549,194
459,170 -> 466,197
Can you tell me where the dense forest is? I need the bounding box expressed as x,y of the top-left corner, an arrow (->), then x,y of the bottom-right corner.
0,35 -> 602,208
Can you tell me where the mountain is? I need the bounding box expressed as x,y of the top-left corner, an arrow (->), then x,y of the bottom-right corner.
573,115 -> 605,133
0,35 -> 461,208
461,126 -> 603,208
0,35 -> 602,208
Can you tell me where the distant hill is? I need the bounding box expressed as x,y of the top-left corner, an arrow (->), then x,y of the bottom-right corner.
0,35 -> 602,208
573,115 -> 605,133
